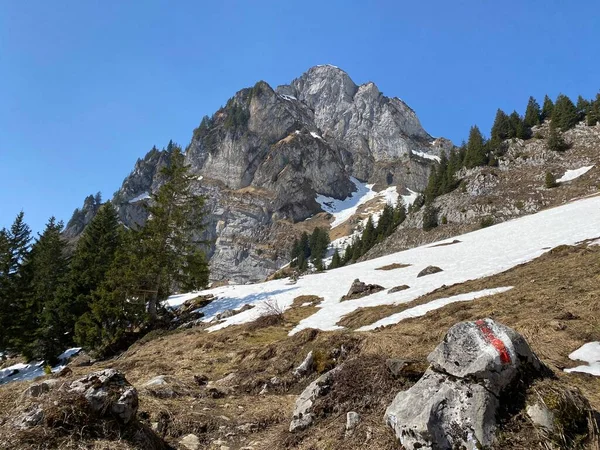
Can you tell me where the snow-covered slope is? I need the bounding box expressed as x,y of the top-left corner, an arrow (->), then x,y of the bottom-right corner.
167,195 -> 600,335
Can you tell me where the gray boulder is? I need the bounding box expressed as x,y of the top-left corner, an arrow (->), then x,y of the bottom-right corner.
341,279 -> 385,301
416,265 -> 443,277
69,369 -> 138,424
289,366 -> 341,432
143,375 -> 189,398
385,319 -> 546,449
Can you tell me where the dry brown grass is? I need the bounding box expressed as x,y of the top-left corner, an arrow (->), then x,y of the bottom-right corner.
1,244 -> 600,448
375,262 -> 411,271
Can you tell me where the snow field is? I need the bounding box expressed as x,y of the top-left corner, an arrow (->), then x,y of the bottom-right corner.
167,195 -> 600,337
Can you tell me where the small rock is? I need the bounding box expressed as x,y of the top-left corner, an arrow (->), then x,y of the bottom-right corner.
345,411 -> 360,434
388,285 -> 410,293
385,358 -> 409,377
143,374 -> 188,398
554,311 -> 578,320
526,402 -> 554,432
550,320 -> 566,331
194,374 -> 209,386
416,265 -> 443,277
180,433 -> 201,450
14,405 -> 44,429
293,351 -> 314,377
237,423 -> 258,433
57,366 -> 72,377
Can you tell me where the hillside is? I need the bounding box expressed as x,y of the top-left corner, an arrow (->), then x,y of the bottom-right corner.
1,194 -> 600,448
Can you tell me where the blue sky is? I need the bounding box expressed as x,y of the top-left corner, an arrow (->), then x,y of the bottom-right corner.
1,1 -> 598,233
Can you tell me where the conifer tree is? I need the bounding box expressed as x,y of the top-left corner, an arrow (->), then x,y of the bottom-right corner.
18,218 -> 69,360
464,126 -> 487,168
552,94 -> 579,131
393,199 -> 406,226
328,249 -> 342,270
547,127 -> 569,152
361,217 -> 376,253
0,212 -> 32,351
541,95 -> 554,122
576,95 -> 590,122
490,109 -> 511,142
137,144 -> 209,320
523,96 -> 541,128
588,94 -> 600,126
422,203 -> 438,231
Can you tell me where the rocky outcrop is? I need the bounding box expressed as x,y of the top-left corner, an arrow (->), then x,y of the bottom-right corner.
289,366 -> 341,432
69,369 -> 139,424
384,319 -> 547,450
67,65 -> 449,283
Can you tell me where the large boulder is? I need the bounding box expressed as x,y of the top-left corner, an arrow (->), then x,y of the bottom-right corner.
385,319 -> 547,450
341,279 -> 385,301
69,369 -> 138,424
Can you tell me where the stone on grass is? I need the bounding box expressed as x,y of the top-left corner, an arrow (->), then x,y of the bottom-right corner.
385,319 -> 547,450
293,351 -> 314,377
289,366 -> 341,432
69,369 -> 138,424
179,433 -> 201,450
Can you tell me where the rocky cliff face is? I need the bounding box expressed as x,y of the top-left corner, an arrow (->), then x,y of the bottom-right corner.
65,65 -> 449,283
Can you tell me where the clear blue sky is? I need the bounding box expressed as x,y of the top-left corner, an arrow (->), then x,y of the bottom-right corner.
1,0 -> 598,233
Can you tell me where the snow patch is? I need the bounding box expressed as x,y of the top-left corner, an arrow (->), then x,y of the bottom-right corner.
310,131 -> 324,141
128,192 -> 151,203
316,178 -> 399,228
356,287 -> 513,331
279,94 -> 297,102
565,342 -> 600,376
557,166 -> 594,183
412,150 -> 441,162
0,347 -> 82,386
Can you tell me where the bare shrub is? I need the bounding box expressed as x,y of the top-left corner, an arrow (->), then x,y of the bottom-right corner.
246,299 -> 285,331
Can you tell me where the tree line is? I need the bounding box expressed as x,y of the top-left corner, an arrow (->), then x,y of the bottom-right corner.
0,143 -> 209,363
290,201 -> 407,272
422,92 -> 600,213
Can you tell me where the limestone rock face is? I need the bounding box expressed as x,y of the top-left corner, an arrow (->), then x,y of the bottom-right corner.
384,319 -> 546,450
67,65 -> 449,283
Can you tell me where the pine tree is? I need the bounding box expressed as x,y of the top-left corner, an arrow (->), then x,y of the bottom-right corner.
464,126 -> 487,168
375,204 -> 395,239
547,127 -> 569,152
541,95 -> 554,122
576,95 -> 590,122
361,217 -> 376,254
138,144 -> 209,320
75,229 -> 147,354
552,94 -> 579,131
588,94 -> 600,126
0,212 -> 32,351
328,249 -> 342,270
393,199 -> 407,226
299,232 -> 310,259
422,203 -> 438,231
490,109 -> 511,142
18,218 -> 69,360
545,171 -> 558,188
523,96 -> 541,128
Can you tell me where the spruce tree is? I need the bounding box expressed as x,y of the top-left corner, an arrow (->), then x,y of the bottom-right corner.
328,249 -> 342,270
138,144 -> 209,320
545,171 -> 558,188
547,128 -> 569,152
490,109 -> 511,142
19,218 -> 69,360
422,203 -> 438,231
393,199 -> 406,226
541,95 -> 554,122
588,94 -> 600,126
0,212 -> 32,351
361,217 -> 376,253
523,96 -> 541,128
576,95 -> 590,122
464,126 -> 487,168
552,94 -> 579,131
